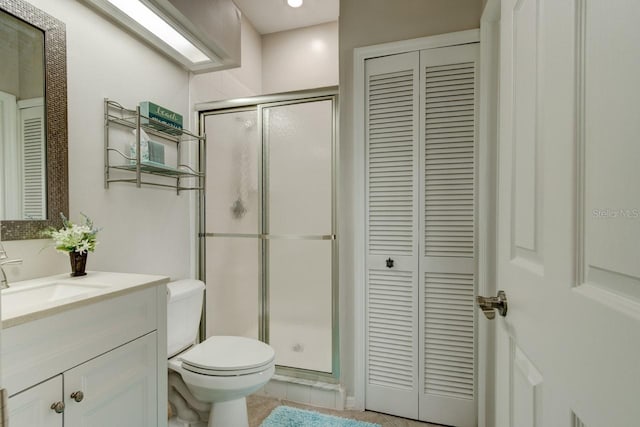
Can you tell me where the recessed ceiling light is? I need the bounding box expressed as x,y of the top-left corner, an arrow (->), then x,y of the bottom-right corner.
287,0 -> 303,8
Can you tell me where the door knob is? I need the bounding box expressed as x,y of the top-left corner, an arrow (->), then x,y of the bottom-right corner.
71,391 -> 84,402
476,290 -> 508,319
50,401 -> 65,413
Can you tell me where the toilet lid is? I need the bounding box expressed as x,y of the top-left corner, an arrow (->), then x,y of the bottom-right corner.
180,336 -> 275,374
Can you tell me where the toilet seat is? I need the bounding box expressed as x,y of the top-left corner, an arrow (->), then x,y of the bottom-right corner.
179,336 -> 275,377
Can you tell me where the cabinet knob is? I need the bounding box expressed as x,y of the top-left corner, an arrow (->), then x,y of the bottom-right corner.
71,391 -> 84,402
50,401 -> 65,413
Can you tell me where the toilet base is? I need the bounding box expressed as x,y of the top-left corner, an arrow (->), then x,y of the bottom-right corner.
208,397 -> 248,427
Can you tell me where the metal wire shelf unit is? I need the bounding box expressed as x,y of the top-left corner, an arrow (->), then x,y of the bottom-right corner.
104,98 -> 205,193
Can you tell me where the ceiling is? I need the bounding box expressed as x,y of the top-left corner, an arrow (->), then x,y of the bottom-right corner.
233,0 -> 339,35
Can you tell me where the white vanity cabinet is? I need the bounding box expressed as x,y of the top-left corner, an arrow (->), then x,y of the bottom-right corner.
64,332 -> 157,426
2,273 -> 168,427
8,376 -> 63,427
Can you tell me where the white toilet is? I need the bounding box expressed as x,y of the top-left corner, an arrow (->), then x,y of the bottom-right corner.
167,280 -> 275,427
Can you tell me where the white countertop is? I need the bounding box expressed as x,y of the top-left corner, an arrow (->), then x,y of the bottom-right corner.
1,271 -> 169,328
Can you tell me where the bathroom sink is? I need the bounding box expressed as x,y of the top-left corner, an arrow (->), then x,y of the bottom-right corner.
2,281 -> 110,317
0,272 -> 168,328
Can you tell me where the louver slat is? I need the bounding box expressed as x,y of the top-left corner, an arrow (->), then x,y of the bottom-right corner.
368,270 -> 414,390
424,62 -> 475,258
424,272 -> 475,400
368,68 -> 415,256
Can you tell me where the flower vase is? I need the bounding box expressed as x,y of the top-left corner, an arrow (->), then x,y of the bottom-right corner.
69,251 -> 88,277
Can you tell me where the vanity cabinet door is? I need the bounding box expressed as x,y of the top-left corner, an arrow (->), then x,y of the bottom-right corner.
64,332 -> 157,427
8,375 -> 63,427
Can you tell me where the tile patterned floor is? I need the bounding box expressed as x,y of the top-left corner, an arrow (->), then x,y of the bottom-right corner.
247,395 -> 443,427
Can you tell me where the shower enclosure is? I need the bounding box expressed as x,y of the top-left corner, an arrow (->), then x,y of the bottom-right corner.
199,88 -> 338,380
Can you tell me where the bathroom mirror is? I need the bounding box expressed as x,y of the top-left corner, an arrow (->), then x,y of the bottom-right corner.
0,0 -> 68,240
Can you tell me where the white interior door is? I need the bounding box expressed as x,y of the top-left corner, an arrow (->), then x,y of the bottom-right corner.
419,44 -> 478,427
364,43 -> 479,426
365,51 -> 420,420
494,0 -> 640,426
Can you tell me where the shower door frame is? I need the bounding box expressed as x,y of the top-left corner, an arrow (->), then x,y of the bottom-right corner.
197,87 -> 340,382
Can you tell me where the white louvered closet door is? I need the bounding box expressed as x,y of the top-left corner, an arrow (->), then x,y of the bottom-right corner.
365,51 -> 420,419
418,44 -> 478,427
365,44 -> 478,426
18,101 -> 46,220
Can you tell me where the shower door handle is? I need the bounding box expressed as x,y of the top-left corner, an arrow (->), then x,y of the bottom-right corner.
200,233 -> 336,241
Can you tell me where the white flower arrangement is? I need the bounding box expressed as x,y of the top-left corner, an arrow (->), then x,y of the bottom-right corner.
44,213 -> 99,254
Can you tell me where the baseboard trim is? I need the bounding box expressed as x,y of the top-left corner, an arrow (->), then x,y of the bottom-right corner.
346,396 -> 358,410
257,375 -> 346,410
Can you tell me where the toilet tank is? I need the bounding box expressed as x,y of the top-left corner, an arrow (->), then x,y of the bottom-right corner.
167,279 -> 205,358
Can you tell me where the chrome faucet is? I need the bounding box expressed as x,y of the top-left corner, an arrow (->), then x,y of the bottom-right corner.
0,244 -> 22,289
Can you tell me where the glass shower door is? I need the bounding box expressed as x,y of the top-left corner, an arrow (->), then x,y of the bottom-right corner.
263,99 -> 335,373
204,109 -> 260,339
201,93 -> 338,379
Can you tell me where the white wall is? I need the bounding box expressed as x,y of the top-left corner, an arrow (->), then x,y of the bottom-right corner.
262,21 -> 338,94
338,0 -> 483,400
2,0 -> 193,282
190,15 -> 262,105
192,19 -> 338,103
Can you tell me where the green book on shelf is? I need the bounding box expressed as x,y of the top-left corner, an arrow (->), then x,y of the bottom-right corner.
139,101 -> 183,134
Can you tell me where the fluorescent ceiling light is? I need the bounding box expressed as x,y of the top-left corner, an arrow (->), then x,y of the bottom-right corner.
106,0 -> 209,64
287,0 -> 303,8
